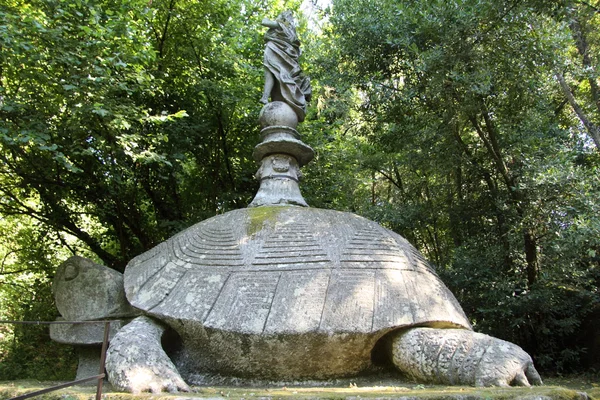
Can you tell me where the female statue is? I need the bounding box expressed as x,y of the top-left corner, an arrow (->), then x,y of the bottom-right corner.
260,11 -> 312,122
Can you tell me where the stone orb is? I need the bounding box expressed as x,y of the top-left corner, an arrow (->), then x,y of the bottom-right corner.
259,101 -> 298,129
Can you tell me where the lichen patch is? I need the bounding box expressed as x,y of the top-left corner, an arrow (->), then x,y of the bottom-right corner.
246,206 -> 285,236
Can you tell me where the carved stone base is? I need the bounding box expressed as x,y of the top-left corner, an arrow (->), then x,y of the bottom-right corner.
249,154 -> 308,207
75,347 -> 106,384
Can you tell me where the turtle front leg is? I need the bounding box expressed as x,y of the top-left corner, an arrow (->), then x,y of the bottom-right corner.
105,316 -> 190,394
390,327 -> 542,387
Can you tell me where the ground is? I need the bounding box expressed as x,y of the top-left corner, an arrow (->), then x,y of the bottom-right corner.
1,375 -> 598,400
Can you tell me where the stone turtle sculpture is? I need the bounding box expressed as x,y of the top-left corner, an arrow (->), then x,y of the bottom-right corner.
105,206 -> 542,393
102,10 -> 541,393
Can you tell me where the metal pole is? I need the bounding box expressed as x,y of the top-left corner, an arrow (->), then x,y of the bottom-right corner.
0,320 -> 108,325
95,321 -> 110,400
10,375 -> 105,400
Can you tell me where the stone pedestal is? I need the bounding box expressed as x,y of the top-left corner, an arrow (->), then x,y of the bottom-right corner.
75,347 -> 106,384
50,319 -> 130,384
249,101 -> 314,208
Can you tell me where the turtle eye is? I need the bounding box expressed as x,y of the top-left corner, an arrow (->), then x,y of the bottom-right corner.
63,263 -> 79,281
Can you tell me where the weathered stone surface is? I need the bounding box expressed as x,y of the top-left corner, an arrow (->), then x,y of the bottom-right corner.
53,256 -> 138,321
251,101 -> 314,208
122,206 -> 471,380
69,8 -> 545,393
50,319 -> 128,345
391,328 -> 543,387
106,316 -> 190,394
258,101 -> 298,129
73,347 -> 106,384
253,130 -> 314,166
51,256 -> 141,388
249,155 -> 308,207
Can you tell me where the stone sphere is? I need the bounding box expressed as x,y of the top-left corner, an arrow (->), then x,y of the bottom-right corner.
259,101 -> 298,129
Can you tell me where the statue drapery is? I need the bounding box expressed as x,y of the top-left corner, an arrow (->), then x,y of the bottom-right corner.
261,11 -> 311,122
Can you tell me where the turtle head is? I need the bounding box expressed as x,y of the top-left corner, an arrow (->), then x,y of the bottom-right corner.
53,256 -> 139,321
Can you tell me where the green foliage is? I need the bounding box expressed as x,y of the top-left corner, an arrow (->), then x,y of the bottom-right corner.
0,0 -> 292,270
0,216 -> 77,380
325,0 -> 600,372
0,0 -> 282,380
0,0 -> 599,380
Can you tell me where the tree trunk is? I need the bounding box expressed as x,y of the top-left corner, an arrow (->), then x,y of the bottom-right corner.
556,73 -> 600,151
568,14 -> 600,115
524,230 -> 538,287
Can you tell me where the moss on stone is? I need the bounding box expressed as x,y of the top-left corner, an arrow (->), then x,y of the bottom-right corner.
246,206 -> 286,236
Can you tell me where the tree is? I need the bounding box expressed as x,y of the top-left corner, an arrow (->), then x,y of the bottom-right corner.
1,0 -> 598,377
0,0 -> 292,379
0,0 -> 289,271
325,0 -> 600,371
0,214 -> 79,379
555,0 -> 600,151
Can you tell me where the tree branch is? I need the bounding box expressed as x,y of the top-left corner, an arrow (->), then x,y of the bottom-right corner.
157,0 -> 177,59
375,167 -> 403,191
568,15 -> 600,114
556,73 -> 600,151
467,113 -> 512,191
575,0 -> 600,14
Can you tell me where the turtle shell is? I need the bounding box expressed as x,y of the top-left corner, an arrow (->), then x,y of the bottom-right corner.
124,206 -> 471,378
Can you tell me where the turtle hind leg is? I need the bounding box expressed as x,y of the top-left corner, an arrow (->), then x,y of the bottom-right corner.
105,316 -> 190,394
389,327 -> 543,387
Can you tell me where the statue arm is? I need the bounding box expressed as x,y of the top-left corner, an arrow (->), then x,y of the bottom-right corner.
262,17 -> 279,29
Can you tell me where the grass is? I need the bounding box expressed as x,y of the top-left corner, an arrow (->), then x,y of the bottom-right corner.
0,376 -> 598,400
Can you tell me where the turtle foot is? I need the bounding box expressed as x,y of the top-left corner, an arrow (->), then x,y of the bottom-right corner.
106,316 -> 190,394
391,327 -> 543,387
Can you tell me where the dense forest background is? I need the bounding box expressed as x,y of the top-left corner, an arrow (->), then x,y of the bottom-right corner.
0,0 -> 598,380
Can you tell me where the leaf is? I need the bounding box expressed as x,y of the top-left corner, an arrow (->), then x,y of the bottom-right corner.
92,108 -> 110,117
173,110 -> 189,118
